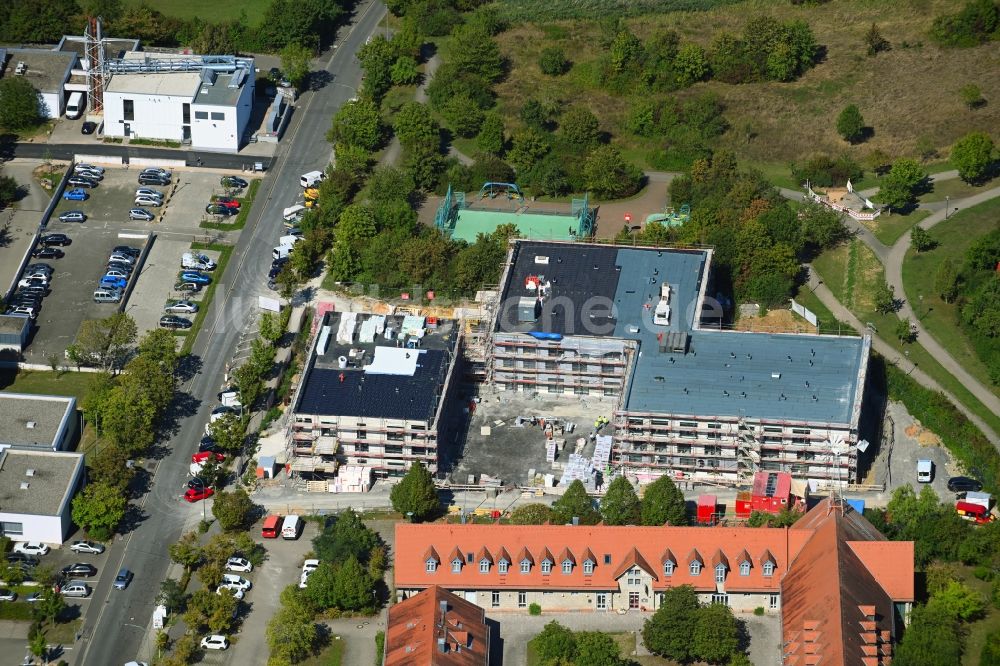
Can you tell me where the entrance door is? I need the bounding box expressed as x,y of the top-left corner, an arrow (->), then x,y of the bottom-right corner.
182,125 -> 191,141
629,592 -> 640,609
123,123 -> 131,137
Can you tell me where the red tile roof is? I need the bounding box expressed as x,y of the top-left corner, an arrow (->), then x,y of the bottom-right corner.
386,586 -> 490,666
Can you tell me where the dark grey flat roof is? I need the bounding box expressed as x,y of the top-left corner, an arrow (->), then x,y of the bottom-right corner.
0,449 -> 83,516
0,48 -> 75,94
295,312 -> 457,422
0,393 -> 75,450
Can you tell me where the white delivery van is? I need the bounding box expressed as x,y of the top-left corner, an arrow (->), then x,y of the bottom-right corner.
182,252 -> 217,271
917,459 -> 934,483
278,234 -> 302,247
273,244 -> 292,261
300,171 -> 324,188
65,92 -> 84,119
281,515 -> 303,540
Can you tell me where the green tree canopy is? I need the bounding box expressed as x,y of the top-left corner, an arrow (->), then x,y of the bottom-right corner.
390,462 -> 440,521
643,585 -> 700,661
327,99 -> 384,151
534,621 -> 577,663
600,476 -> 641,525
692,603 -> 741,663
575,631 -> 624,666
476,111 -> 505,156
583,146 -> 643,199
267,593 -> 318,663
641,475 -> 689,525
312,509 -> 380,565
510,503 -> 556,525
894,599 -> 962,665
552,480 -> 600,525
836,104 -> 866,143
878,158 -> 927,210
333,555 -> 376,611
951,131 -> 996,184
211,489 -> 256,532
560,106 -> 601,148
0,77 -> 42,131
280,42 -> 312,90
450,24 -> 505,83
393,101 -> 439,150
539,46 -> 570,76
72,482 -> 127,540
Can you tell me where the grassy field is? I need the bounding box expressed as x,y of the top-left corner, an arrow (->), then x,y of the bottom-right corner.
812,240 -> 1000,435
491,0 -> 1000,172
865,208 -> 930,246
181,242 -> 234,355
122,0 -> 271,25
792,284 -> 857,337
0,369 -> 100,402
901,196 -> 1000,397
299,638 -> 345,666
918,176 -> 995,204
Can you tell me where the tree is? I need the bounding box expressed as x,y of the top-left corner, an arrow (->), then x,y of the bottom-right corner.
327,99 -> 383,151
231,362 -> 264,412
643,586 -> 700,661
258,311 -> 283,345
641,475 -> 689,525
332,555 -> 375,611
879,158 -> 927,209
312,509 -> 380,564
138,327 -> 179,374
450,24 -> 505,83
539,47 -> 569,76
560,106 -> 601,148
0,175 -> 18,209
87,443 -> 135,491
267,595 -> 318,664
157,578 -> 188,614
441,94 -> 485,138
520,99 -> 549,129
951,131 -> 995,184
510,503 -> 556,525
552,479 -> 600,525
873,279 -> 896,314
895,318 -> 914,344
961,83 -> 985,110
934,258 -> 960,302
29,629 -> 47,662
475,113 -> 505,157
600,476 -> 640,525
0,77 -> 42,130
507,128 -> 551,173
910,226 -> 936,252
280,42 -> 312,89
36,586 -> 66,627
303,562 -> 338,610
576,631 -> 623,666
391,56 -> 420,86
168,532 -> 203,571
72,482 -> 127,540
836,104 -> 865,143
864,23 -> 890,56
393,102 -> 438,150
358,35 -> 395,101
67,313 -> 138,372
208,411 -> 245,454
534,621 -> 577,663
894,600 -> 962,666
931,580 -> 986,621
212,489 -> 256,531
674,43 -> 710,87
390,462 -> 439,521
692,603 -> 741,663
584,146 -> 644,199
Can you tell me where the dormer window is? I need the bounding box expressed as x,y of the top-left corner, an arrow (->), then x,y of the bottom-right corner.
452,558 -> 462,573
690,561 -> 702,576
498,559 -> 509,574
426,559 -> 437,573
583,560 -> 594,576
479,558 -> 490,573
520,559 -> 531,574
763,561 -> 775,577
715,563 -> 727,583
664,561 -> 674,576
562,560 -> 572,574
739,561 -> 751,577
541,560 -> 552,575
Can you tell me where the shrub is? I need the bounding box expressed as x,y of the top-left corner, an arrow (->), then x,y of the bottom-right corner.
529,602 -> 542,616
754,606 -> 766,616
930,0 -> 1000,47
539,47 -> 570,76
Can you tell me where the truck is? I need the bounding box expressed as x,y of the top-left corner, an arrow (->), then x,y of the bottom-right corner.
181,252 -> 217,271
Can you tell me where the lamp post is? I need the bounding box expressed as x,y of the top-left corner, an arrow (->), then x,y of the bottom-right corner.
945,195 -> 950,220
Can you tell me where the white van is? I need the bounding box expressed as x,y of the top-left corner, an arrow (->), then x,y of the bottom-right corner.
182,252 -> 217,271
283,204 -> 306,222
917,459 -> 934,483
281,515 -> 303,540
300,171 -> 324,188
66,92 -> 84,119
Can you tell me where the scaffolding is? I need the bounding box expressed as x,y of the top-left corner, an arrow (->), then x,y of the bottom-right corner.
83,17 -> 105,114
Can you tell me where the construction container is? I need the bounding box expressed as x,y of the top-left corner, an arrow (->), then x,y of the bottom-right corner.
735,491 -> 752,520
697,494 -> 717,525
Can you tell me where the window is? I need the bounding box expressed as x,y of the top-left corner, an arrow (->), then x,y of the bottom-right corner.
739,562 -> 751,576
357,430 -> 367,440
711,594 -> 729,605
195,111 -> 208,120
426,559 -> 437,573
627,568 -> 641,586
715,564 -> 726,583
763,562 -> 775,577
562,560 -> 572,574
182,103 -> 190,124
677,444 -> 692,454
679,430 -> 696,439
541,560 -> 552,575
479,559 -> 490,573
517,592 -> 527,608
498,559 -> 508,574
0,521 -> 23,536
663,561 -> 674,577
769,594 -> 779,609
583,560 -> 594,575
451,559 -> 462,573
596,593 -> 607,610
707,422 -> 721,429
492,591 -> 500,608
520,559 -> 531,574
604,554 -> 612,565
123,99 -> 134,121
690,561 -> 702,576
680,421 -> 698,428
210,111 -> 225,121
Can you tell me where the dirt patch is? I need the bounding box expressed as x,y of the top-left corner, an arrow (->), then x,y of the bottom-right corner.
905,422 -> 943,447
735,308 -> 815,334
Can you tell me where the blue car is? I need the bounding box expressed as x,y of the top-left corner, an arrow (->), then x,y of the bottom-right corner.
63,188 -> 88,201
100,275 -> 127,289
179,271 -> 211,285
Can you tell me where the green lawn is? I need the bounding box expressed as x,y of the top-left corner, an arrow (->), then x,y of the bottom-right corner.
867,209 -> 930,246
917,176 -> 992,204
299,637 -> 345,666
201,179 -> 261,231
959,568 -> 1000,666
181,243 -> 235,355
792,284 -> 857,337
901,196 -> 1000,398
812,240 -> 1000,435
0,369 -> 100,403
123,0 -> 271,25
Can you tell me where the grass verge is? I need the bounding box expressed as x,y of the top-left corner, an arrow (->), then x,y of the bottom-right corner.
200,179 -> 261,231
299,637 -> 345,666
129,138 -> 182,148
867,209 -> 930,246
901,196 -> 1000,396
792,285 -> 857,336
0,369 -> 100,402
917,176 -> 993,204
181,242 -> 234,355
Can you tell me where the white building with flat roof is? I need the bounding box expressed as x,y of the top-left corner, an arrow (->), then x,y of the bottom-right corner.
0,393 -> 79,452
0,447 -> 85,543
102,53 -> 255,152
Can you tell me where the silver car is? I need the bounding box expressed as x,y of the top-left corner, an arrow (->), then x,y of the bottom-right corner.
129,208 -> 155,221
58,211 -> 86,223
61,581 -> 90,598
74,163 -> 105,174
135,188 -> 164,200
134,196 -> 162,208
165,300 -> 198,314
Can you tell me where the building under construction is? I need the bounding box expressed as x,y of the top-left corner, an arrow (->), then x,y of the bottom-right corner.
485,240 -> 871,487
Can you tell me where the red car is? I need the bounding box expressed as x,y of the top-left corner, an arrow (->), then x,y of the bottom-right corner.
191,451 -> 225,464
212,197 -> 241,209
184,487 -> 215,502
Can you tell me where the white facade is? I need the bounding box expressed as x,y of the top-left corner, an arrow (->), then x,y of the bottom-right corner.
0,448 -> 85,544
104,87 -> 192,143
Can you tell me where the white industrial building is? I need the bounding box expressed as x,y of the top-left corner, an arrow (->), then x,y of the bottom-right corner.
0,447 -> 85,544
103,53 -> 255,152
0,48 -> 76,118
0,393 -> 79,452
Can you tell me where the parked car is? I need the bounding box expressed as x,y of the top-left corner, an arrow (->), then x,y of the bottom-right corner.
0,589 -> 17,601
13,542 -> 49,556
113,568 -> 133,590
74,163 -> 104,174
174,282 -> 201,294
221,574 -> 251,591
31,247 -> 64,259
165,300 -> 198,314
299,559 -> 320,588
61,563 -> 97,578
128,208 -> 155,221
159,315 -> 192,330
58,211 -> 86,223
67,176 -> 98,189
107,261 -> 134,274
200,635 -> 229,651
112,245 -> 141,257
184,487 -> 214,502
135,188 -> 163,200
40,234 -> 71,246
108,252 -> 136,264
6,553 -> 39,567
212,197 -> 241,209
179,271 -> 211,285
188,476 -> 210,490
63,188 -> 88,201
205,204 -> 238,216
138,174 -> 170,186
75,169 -> 103,180
5,306 -> 36,319
947,477 -> 983,492
80,121 -> 97,135
17,278 -> 47,291
61,582 -> 91,598
24,592 -> 43,603
69,540 -> 105,555
191,451 -> 225,464
216,585 -> 245,600
134,196 -> 162,208
221,176 -> 248,189
100,276 -> 128,290
140,167 -> 171,178
104,269 -> 130,280
226,557 -> 253,573
26,263 -> 53,275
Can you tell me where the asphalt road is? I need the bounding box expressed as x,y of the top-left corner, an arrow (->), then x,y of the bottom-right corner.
75,4 -> 388,665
